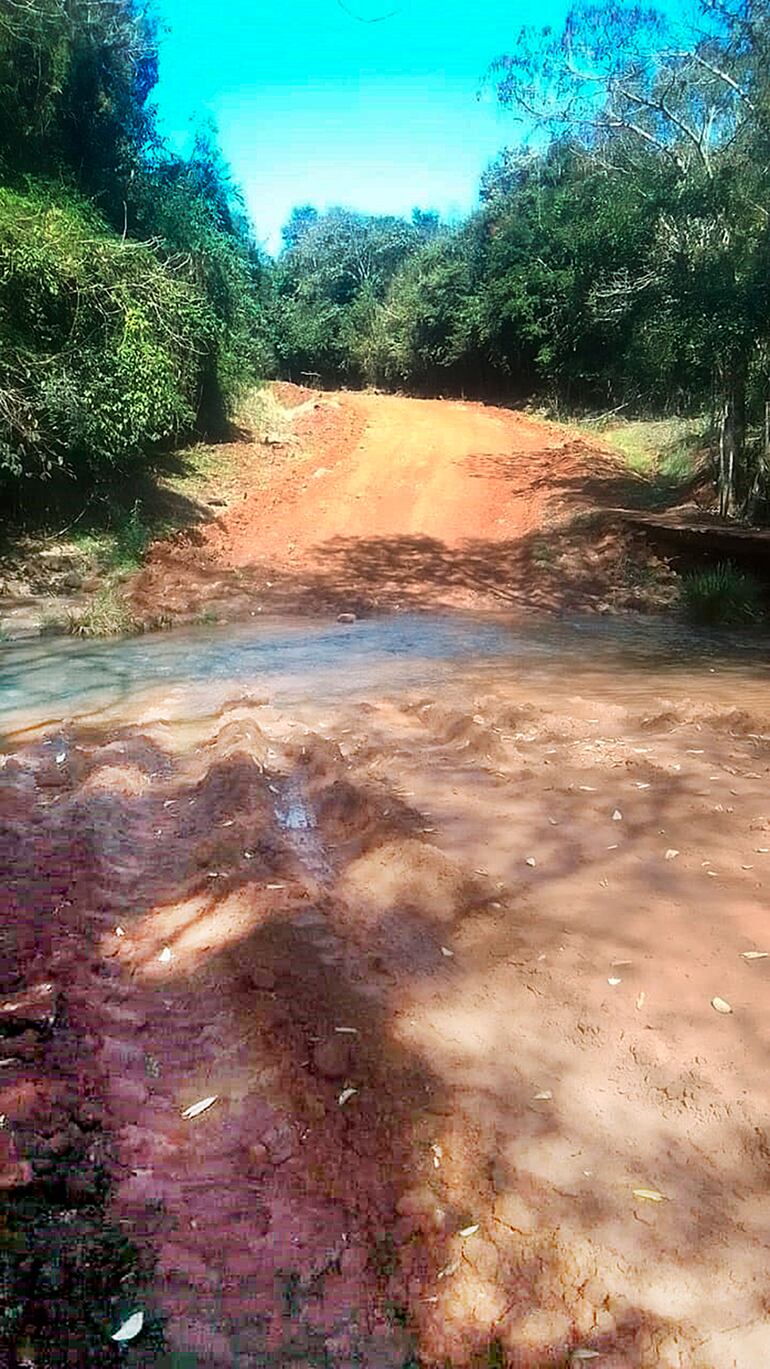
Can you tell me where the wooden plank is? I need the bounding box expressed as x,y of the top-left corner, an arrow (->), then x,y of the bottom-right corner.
620,511 -> 770,564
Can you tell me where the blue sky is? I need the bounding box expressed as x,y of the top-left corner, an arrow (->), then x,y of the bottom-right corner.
153,0 -> 566,254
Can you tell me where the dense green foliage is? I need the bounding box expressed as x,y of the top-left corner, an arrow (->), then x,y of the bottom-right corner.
273,207 -> 438,384
681,562 -> 766,623
0,186 -> 210,485
273,0 -> 770,518
0,0 -> 271,514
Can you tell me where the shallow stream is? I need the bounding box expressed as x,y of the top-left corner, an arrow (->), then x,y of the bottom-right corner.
1,611 -> 769,740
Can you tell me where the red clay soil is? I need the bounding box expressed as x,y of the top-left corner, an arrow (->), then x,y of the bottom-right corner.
3,655 -> 770,1367
131,388 -> 675,625
4,390 -> 768,1368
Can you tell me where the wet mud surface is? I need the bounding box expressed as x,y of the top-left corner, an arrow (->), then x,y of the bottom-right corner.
2,637 -> 770,1366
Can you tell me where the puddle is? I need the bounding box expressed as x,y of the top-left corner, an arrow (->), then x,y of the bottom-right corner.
272,772 -> 331,881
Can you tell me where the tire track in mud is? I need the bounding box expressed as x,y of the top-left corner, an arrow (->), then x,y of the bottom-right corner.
78,719 -> 452,1367
4,681 -> 770,1367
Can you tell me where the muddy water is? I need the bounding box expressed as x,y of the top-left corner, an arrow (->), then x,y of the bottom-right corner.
3,612 -> 770,1368
1,611 -> 769,738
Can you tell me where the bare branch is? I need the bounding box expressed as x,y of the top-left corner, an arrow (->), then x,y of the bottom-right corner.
688,51 -> 756,112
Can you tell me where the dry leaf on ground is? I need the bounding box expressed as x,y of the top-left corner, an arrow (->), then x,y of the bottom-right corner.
182,1095 -> 218,1119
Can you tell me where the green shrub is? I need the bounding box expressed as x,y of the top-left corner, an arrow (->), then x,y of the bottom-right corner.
0,185 -> 215,498
681,562 -> 765,625
67,586 -> 138,637
107,501 -> 153,569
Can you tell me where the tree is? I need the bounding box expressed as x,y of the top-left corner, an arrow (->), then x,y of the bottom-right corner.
369,232 -> 482,390
0,0 -> 160,223
273,207 -> 426,382
281,205 -> 320,251
411,208 -> 441,238
489,0 -> 770,514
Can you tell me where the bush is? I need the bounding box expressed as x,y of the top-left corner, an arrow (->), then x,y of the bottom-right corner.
0,0 -> 274,523
0,185 -> 220,502
103,501 -> 154,570
681,562 -> 765,625
67,586 -> 138,637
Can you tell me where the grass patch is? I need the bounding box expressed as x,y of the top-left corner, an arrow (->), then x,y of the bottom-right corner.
541,408 -> 707,508
108,502 -> 153,568
0,384 -> 292,641
237,385 -> 283,439
67,586 -> 138,638
39,612 -> 69,636
160,443 -> 227,501
600,416 -> 703,483
681,561 -> 766,625
70,501 -> 154,574
531,536 -> 557,568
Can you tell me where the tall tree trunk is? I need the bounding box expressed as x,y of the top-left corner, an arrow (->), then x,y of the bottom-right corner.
717,368 -> 746,518
747,394 -> 770,521
718,394 -> 736,517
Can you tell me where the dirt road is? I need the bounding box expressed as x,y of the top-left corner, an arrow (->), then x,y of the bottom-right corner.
2,392 -> 769,1368
133,387 -> 675,622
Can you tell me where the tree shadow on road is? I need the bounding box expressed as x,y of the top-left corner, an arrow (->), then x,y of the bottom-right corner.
3,687 -> 767,1365
133,516 -> 672,626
